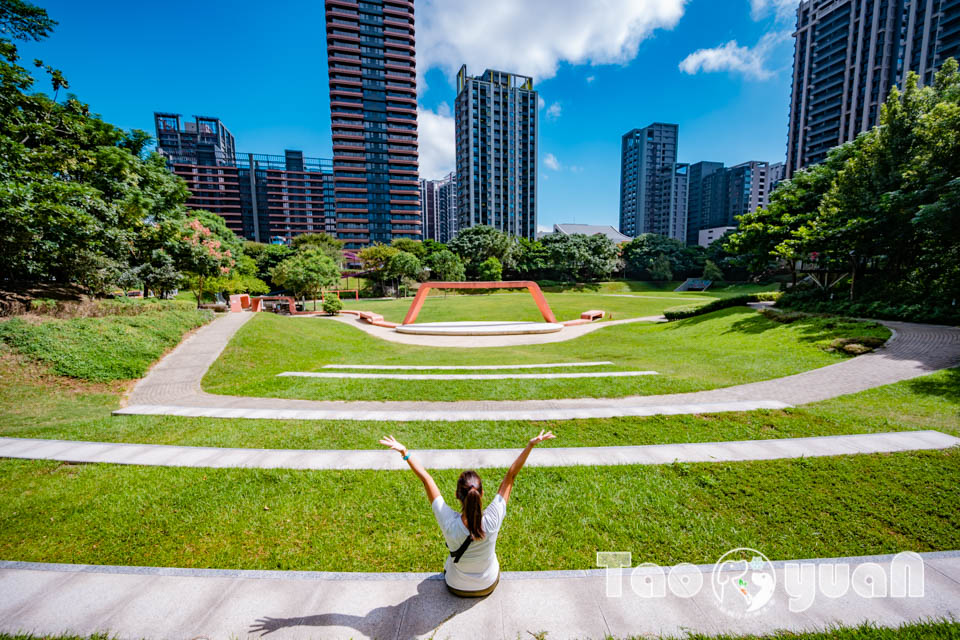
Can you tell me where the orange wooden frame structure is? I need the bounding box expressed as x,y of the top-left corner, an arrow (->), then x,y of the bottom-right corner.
401,281 -> 557,325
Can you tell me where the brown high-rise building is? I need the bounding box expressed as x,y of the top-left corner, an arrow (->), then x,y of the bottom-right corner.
325,0 -> 421,249
786,0 -> 960,177
154,113 -> 335,243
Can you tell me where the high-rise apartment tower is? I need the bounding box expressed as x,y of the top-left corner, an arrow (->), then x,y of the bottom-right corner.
454,66 -> 538,239
419,172 -> 458,243
618,123 -> 688,241
155,113 -> 335,243
324,0 -> 421,249
787,0 -> 960,176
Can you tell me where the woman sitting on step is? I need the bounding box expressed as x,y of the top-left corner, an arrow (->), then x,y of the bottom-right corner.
379,430 -> 556,597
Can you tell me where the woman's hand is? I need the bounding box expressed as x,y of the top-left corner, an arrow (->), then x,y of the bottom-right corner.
379,435 -> 407,455
528,429 -> 556,446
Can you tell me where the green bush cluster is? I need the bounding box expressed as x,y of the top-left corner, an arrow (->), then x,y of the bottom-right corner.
0,307 -> 212,381
663,292 -> 781,320
777,291 -> 960,325
322,296 -> 343,315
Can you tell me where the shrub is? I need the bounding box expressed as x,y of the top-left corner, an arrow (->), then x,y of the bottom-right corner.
0,307 -> 213,381
663,292 -> 781,320
322,296 -> 343,315
777,291 -> 960,325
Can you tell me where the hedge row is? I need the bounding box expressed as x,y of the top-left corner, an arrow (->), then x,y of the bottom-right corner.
775,296 -> 960,326
663,292 -> 781,320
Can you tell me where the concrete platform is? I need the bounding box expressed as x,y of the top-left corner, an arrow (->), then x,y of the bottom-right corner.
395,321 -> 564,336
2,552 -> 958,640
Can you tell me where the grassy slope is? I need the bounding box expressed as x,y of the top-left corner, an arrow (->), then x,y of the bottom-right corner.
0,306 -> 212,381
1,449 -> 957,571
201,308 -> 889,402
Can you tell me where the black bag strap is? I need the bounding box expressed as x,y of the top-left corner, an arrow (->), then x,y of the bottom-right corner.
450,535 -> 472,563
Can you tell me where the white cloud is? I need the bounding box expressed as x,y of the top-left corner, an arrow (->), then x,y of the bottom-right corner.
537,224 -> 553,234
546,102 -> 562,119
417,0 -> 687,83
570,165 -> 584,173
749,0 -> 797,22
537,95 -> 545,110
544,153 -> 561,171
678,31 -> 789,80
586,75 -> 596,83
417,103 -> 455,180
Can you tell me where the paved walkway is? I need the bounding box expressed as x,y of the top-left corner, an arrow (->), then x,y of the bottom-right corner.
277,370 -> 659,380
3,431 -> 955,471
2,552 -> 958,639
116,312 -> 960,422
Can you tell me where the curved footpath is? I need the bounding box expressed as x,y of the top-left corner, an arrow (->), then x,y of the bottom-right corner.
2,552 -> 959,639
115,311 -> 960,422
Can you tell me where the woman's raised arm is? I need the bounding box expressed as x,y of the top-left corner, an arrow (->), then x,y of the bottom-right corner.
380,435 -> 440,504
497,430 -> 555,503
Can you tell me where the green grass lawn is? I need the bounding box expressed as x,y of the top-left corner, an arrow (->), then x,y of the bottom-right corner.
1,449 -> 957,572
200,307 -> 889,402
1,332 -> 954,452
344,290 -> 716,324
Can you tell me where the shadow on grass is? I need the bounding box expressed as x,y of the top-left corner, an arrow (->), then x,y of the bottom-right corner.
906,367 -> 960,402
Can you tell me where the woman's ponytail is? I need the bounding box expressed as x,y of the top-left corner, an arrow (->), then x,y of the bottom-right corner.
456,470 -> 485,540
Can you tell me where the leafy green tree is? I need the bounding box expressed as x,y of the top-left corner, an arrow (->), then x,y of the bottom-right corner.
448,226 -> 511,277
243,241 -> 292,290
421,238 -> 447,257
623,234 -> 701,280
0,1 -> 196,294
290,233 -> 343,266
648,254 -> 673,281
386,251 -> 423,282
477,256 -> 503,282
271,249 -> 339,310
509,237 -> 550,280
424,249 -> 465,282
702,259 -> 724,282
178,212 -> 240,307
540,233 -> 618,282
358,243 -> 400,295
391,238 -> 427,260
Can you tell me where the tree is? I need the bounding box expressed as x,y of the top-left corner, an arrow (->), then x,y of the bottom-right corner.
477,256 -> 502,282
290,233 -> 343,266
702,259 -> 724,282
0,0 -> 56,41
358,243 -> 400,295
424,249 -> 465,282
622,234 -> 701,280
385,251 -> 423,296
510,237 -> 550,280
0,2 -> 198,295
177,212 -> 240,307
448,226 -> 511,277
391,238 -> 427,260
648,254 -> 673,281
243,241 -> 292,290
270,249 -> 339,310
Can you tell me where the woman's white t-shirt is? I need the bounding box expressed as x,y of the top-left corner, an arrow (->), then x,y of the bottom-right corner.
431,493 -> 506,591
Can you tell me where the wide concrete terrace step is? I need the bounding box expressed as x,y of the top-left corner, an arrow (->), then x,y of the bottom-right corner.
1,431 -> 956,471
1,552 -> 958,639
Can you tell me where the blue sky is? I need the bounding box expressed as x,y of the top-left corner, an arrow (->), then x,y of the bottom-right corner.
18,0 -> 797,232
